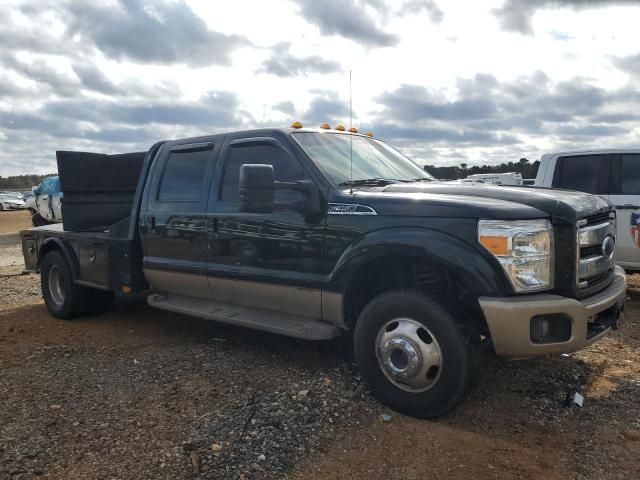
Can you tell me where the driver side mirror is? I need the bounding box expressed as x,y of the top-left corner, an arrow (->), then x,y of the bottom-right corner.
32,186 -> 39,195
239,164 -> 275,213
238,164 -> 323,217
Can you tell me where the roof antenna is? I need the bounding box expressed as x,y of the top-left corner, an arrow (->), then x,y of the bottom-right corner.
349,69 -> 353,195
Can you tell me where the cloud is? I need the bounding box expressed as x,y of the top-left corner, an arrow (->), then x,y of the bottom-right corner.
371,71 -> 638,149
397,0 -> 444,23
1,54 -> 80,97
294,0 -> 399,47
273,101 -> 296,115
63,0 -> 249,67
493,0 -> 640,35
302,92 -> 351,126
0,90 -> 248,175
259,42 -> 342,77
72,63 -> 120,95
613,52 -> 640,77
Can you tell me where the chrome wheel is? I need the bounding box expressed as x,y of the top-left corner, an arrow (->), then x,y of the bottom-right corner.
48,264 -> 65,306
375,318 -> 442,392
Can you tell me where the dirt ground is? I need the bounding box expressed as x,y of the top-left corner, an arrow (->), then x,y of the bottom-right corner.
1,212 -> 639,480
0,210 -> 31,235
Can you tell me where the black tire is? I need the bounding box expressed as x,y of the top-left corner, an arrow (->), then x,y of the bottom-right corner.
41,250 -> 89,319
32,212 -> 48,227
354,290 -> 472,418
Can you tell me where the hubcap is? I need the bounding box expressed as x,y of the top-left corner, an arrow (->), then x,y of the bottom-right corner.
376,318 -> 442,392
48,264 -> 65,306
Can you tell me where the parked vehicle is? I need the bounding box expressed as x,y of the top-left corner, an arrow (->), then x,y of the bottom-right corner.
25,175 -> 63,226
0,193 -> 26,210
535,149 -> 640,271
464,172 -> 523,185
21,126 -> 627,418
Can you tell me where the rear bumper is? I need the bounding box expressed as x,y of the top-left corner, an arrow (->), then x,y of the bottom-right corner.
479,266 -> 627,357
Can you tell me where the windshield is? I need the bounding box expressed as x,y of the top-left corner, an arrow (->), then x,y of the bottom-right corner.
292,132 -> 435,187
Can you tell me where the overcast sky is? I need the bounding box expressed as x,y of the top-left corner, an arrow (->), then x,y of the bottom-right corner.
1,0 -> 640,176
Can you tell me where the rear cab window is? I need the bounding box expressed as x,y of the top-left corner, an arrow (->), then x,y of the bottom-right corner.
552,155 -> 612,194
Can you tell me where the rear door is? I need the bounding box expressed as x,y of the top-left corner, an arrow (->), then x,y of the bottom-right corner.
140,139 -> 219,299
609,153 -> 640,269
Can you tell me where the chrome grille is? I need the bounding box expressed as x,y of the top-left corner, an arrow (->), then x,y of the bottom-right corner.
576,212 -> 616,288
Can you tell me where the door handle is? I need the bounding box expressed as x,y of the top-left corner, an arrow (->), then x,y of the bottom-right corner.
615,204 -> 640,210
150,216 -> 156,229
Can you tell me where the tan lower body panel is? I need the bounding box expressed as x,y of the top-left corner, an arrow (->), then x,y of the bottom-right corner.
143,268 -> 212,299
208,276 -> 322,319
143,268 -> 344,324
479,266 -> 627,357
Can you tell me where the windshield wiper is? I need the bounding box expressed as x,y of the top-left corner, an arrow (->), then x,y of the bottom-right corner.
338,178 -> 398,187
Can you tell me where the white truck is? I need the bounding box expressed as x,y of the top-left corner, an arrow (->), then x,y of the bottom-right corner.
25,175 -> 63,226
535,149 -> 640,271
464,172 -> 523,185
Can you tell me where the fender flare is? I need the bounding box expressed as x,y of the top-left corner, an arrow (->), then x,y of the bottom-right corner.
38,237 -> 79,281
328,226 -> 512,297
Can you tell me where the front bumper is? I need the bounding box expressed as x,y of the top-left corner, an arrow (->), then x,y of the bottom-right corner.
479,266 -> 627,357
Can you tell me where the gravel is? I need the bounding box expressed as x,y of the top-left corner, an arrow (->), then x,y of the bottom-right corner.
1,220 -> 638,479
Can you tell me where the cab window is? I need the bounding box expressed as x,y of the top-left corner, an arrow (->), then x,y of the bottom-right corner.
158,148 -> 212,202
552,155 -> 611,194
620,154 -> 640,195
220,141 -> 305,203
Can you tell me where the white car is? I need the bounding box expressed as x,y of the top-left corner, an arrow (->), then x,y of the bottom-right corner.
535,149 -> 640,271
0,194 -> 26,210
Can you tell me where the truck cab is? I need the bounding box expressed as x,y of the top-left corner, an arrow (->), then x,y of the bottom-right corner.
21,126 -> 627,418
535,149 -> 640,271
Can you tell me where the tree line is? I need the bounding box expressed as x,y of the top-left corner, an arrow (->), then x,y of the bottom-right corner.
0,174 -> 54,190
423,158 -> 539,180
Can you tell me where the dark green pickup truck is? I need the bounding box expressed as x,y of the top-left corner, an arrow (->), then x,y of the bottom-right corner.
21,125 -> 627,417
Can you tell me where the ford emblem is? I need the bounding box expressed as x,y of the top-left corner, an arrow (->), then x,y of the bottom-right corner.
602,235 -> 615,259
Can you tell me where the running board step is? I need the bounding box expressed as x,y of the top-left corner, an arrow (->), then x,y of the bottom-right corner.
148,293 -> 341,340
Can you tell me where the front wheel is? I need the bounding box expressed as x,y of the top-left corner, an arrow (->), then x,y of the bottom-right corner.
354,291 -> 472,418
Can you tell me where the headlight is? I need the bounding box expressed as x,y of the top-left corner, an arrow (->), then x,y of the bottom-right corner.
478,219 -> 553,292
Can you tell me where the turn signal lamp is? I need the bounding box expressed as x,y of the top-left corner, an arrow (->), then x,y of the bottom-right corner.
335,124 -> 345,131
479,235 -> 509,256
291,121 -> 303,129
348,127 -> 358,133
364,131 -> 373,137
320,123 -> 331,129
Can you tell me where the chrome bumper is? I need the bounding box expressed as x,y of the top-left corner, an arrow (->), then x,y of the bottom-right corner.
479,266 -> 627,357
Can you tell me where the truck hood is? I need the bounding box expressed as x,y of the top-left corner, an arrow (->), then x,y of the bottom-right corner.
353,183 -> 611,221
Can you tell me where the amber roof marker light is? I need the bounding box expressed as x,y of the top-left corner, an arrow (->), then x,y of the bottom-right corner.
364,131 -> 373,137
320,123 -> 331,129
291,121 -> 303,129
335,124 -> 346,131
348,127 -> 358,133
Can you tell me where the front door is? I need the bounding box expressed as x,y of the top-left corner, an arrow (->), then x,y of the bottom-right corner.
206,134 -> 326,318
140,139 -> 218,299
609,153 -> 640,270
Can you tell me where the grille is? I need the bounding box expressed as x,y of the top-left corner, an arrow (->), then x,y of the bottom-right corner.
582,212 -> 612,227
576,211 -> 615,290
580,244 -> 601,258
582,270 -> 611,288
